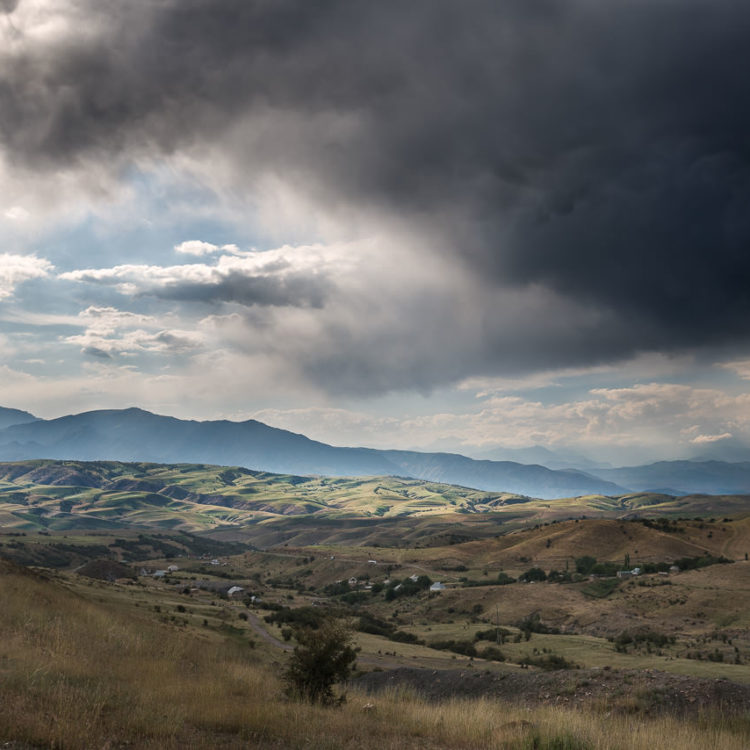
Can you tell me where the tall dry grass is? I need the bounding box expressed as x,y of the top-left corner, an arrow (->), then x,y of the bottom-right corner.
1,564 -> 749,749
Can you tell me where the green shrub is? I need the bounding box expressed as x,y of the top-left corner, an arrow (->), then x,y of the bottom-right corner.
518,612 -> 560,636
575,556 -> 597,575
282,619 -> 357,705
428,639 -> 477,657
519,567 -> 547,582
479,645 -> 506,661
520,653 -> 577,671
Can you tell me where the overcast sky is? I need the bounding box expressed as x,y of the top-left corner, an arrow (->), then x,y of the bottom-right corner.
1,0 -> 750,465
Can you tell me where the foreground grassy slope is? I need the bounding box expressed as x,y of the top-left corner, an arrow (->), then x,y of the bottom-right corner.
4,558 -> 750,749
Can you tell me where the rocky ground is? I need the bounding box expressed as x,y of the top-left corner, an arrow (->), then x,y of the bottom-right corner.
354,666 -> 750,715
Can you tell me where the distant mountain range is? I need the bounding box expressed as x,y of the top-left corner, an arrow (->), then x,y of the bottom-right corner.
0,407 -> 38,431
0,406 -> 748,498
466,444 -> 610,471
592,461 -> 750,496
0,407 -> 622,498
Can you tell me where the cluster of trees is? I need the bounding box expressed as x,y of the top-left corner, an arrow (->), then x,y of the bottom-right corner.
518,612 -> 561,638
639,518 -> 684,534
611,629 -> 676,653
461,571 -> 516,586
515,553 -> 734,586
519,652 -> 577,671
356,612 -> 421,644
384,575 -> 431,600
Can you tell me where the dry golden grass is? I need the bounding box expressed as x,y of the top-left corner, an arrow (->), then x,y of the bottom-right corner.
2,560 -> 750,749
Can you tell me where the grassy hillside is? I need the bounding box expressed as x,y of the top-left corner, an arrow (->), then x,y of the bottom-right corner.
4,557 -> 750,748
1,460 -> 750,551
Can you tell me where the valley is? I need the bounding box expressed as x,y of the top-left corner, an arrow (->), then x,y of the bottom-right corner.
3,459 -> 750,747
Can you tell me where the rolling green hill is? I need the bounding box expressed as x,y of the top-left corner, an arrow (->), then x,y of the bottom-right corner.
1,459 -> 749,550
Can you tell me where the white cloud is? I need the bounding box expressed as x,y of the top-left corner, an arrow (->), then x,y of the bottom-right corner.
720,358 -> 750,381
4,206 -> 29,221
0,253 -> 53,298
246,382 -> 750,463
61,305 -> 204,358
251,406 -> 401,447
64,327 -> 205,357
57,241 -> 359,310
78,305 -> 154,330
690,432 -> 733,445
174,240 -> 240,256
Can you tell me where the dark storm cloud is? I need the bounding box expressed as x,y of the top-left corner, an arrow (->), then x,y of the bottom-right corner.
61,262 -> 331,309
151,270 -> 331,309
4,0 -> 750,378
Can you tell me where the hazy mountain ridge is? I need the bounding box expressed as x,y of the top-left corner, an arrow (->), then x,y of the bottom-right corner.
0,407 -> 38,431
590,460 -> 750,496
0,407 -> 749,497
0,408 -> 624,499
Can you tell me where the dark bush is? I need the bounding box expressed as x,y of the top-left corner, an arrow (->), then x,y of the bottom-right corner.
282,619 -> 357,705
520,567 -> 547,582
429,639 -> 477,657
520,653 -> 577,671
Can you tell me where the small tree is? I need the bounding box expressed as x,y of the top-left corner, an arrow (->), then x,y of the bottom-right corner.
520,567 -> 547,582
283,618 -> 357,705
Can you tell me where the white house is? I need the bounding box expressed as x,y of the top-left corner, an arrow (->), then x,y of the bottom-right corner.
167,565 -> 179,572
429,582 -> 445,592
348,577 -> 358,587
227,586 -> 244,598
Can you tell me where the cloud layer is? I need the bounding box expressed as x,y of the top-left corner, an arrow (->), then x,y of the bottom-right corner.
1,0 -> 750,457
3,1 -> 749,392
